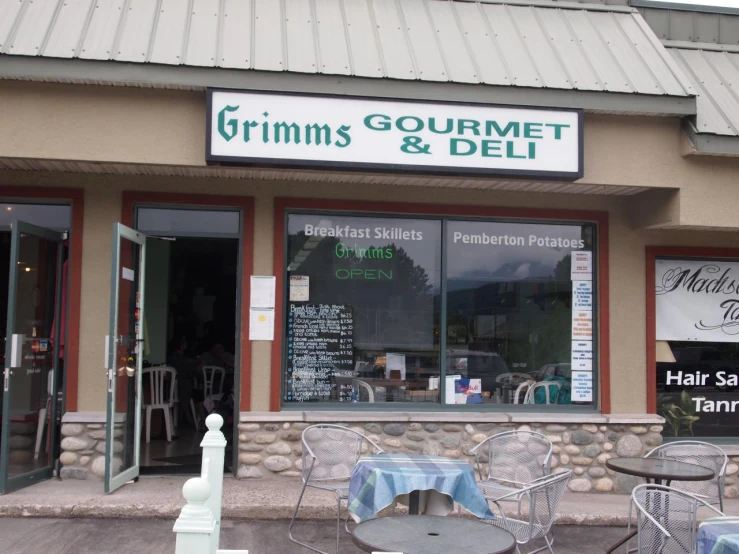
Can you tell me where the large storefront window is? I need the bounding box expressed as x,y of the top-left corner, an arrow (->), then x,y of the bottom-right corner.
655,258 -> 739,438
283,212 -> 598,409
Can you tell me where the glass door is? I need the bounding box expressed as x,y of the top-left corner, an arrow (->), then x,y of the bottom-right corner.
1,222 -> 63,494
104,224 -> 146,493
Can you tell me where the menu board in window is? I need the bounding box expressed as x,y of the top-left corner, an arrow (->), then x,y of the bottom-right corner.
285,304 -> 354,402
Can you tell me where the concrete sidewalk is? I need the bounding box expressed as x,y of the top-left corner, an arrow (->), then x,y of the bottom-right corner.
1,476 -> 737,525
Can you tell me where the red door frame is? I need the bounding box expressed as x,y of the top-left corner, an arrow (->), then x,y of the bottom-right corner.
645,246 -> 739,413
271,197 -> 610,413
1,187 -> 84,412
121,192 -> 255,411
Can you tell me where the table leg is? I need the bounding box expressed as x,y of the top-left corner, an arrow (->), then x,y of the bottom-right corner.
606,478 -> 655,554
409,490 -> 420,515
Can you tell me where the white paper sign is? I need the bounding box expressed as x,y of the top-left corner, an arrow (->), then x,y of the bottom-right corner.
572,371 -> 593,402
572,280 -> 593,310
208,90 -> 582,179
572,310 -> 593,340
571,340 -> 593,371
289,276 -> 310,301
121,267 -> 134,282
386,353 -> 406,380
656,259 -> 739,342
570,251 -> 592,280
445,375 -> 461,405
250,276 -> 276,308
249,308 -> 274,341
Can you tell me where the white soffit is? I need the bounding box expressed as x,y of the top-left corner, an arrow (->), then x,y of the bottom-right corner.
0,157 -> 647,196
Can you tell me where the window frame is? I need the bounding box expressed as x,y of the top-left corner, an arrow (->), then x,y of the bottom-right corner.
275,200 -> 607,414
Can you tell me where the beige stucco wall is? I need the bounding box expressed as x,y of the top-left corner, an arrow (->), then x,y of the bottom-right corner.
1,81 -> 739,416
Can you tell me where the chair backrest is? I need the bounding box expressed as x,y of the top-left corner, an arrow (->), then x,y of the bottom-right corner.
630,484 -> 724,554
143,366 -> 176,406
645,441 -> 728,506
522,470 -> 572,540
352,379 -> 375,403
524,382 -> 562,405
496,372 -> 530,384
512,381 -> 533,404
202,366 -> 225,397
300,424 -> 383,483
480,430 -> 553,484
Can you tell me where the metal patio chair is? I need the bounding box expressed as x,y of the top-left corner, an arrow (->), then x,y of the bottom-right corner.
487,470 -> 572,554
645,441 -> 728,511
471,430 -> 553,504
289,424 -> 384,554
628,484 -> 724,554
523,382 -> 563,405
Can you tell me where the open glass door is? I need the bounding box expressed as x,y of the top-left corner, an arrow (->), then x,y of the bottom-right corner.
1,222 -> 63,494
104,224 -> 146,493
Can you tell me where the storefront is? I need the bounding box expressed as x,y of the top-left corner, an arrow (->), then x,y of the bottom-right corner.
2,0 -> 739,497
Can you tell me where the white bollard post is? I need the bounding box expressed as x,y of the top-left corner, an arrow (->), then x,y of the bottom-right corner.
201,413 -> 227,554
173,478 -> 216,554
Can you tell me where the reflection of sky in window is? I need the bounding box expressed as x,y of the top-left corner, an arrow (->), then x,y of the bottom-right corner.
288,214 -> 441,289
446,220 -> 588,284
0,203 -> 71,230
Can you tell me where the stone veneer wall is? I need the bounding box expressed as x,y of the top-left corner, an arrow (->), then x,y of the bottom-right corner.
234,413 -> 739,497
57,412 -> 739,498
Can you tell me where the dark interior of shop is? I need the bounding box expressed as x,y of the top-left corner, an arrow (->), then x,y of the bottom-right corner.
140,237 -> 238,475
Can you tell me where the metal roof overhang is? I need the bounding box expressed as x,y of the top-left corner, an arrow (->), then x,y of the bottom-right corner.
0,56 -> 696,117
683,121 -> 739,157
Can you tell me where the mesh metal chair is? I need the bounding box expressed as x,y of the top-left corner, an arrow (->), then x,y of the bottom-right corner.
628,484 -> 724,554
471,430 -> 553,503
289,424 -> 384,554
487,470 -> 572,554
645,441 -> 728,511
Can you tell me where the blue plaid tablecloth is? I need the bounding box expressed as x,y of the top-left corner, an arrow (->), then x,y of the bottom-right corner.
347,453 -> 495,522
698,517 -> 739,554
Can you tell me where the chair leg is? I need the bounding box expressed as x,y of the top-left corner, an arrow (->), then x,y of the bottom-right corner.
34,407 -> 47,460
145,406 -> 152,444
289,482 -> 330,554
163,407 -> 173,442
335,493 -> 342,554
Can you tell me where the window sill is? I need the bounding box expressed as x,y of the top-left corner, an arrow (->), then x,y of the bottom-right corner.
240,410 -> 665,425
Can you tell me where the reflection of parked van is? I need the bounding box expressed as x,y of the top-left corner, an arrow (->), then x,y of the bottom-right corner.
529,363 -> 572,382
446,349 -> 509,393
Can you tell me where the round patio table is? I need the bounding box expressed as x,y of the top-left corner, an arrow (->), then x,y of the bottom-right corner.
604,457 -> 715,554
351,515 -> 516,554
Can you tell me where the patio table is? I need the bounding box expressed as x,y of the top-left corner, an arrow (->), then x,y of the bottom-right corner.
351,515 -> 516,554
347,453 -> 495,522
605,457 -> 715,554
698,517 -> 739,554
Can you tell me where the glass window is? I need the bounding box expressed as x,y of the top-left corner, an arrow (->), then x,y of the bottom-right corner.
0,203 -> 71,231
446,220 -> 595,407
284,214 -> 442,404
136,208 -> 240,235
655,257 -> 739,438
282,212 -> 598,409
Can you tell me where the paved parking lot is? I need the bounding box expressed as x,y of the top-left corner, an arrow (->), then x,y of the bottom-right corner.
0,518 -> 629,553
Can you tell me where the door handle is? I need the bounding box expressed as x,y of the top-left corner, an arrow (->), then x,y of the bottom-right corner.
3,368 -> 9,392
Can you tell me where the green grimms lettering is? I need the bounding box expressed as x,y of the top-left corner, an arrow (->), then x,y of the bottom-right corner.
335,125 -> 352,148
429,118 -> 454,134
485,121 -> 519,138
273,122 -> 301,144
457,119 -> 480,136
396,116 -> 424,133
305,124 -> 331,146
450,138 -> 476,156
242,121 -> 258,142
528,142 -> 536,159
218,105 -> 239,141
524,122 -> 543,139
506,141 -> 526,159
481,140 -> 502,158
364,114 -> 391,131
545,123 -> 570,139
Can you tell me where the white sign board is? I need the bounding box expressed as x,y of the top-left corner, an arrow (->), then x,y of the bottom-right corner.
250,276 -> 276,308
208,90 -> 583,179
289,276 -> 310,302
249,308 -> 275,341
572,310 -> 593,340
571,340 -> 593,371
572,371 -> 593,402
572,280 -> 593,310
656,258 -> 739,342
570,251 -> 592,280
